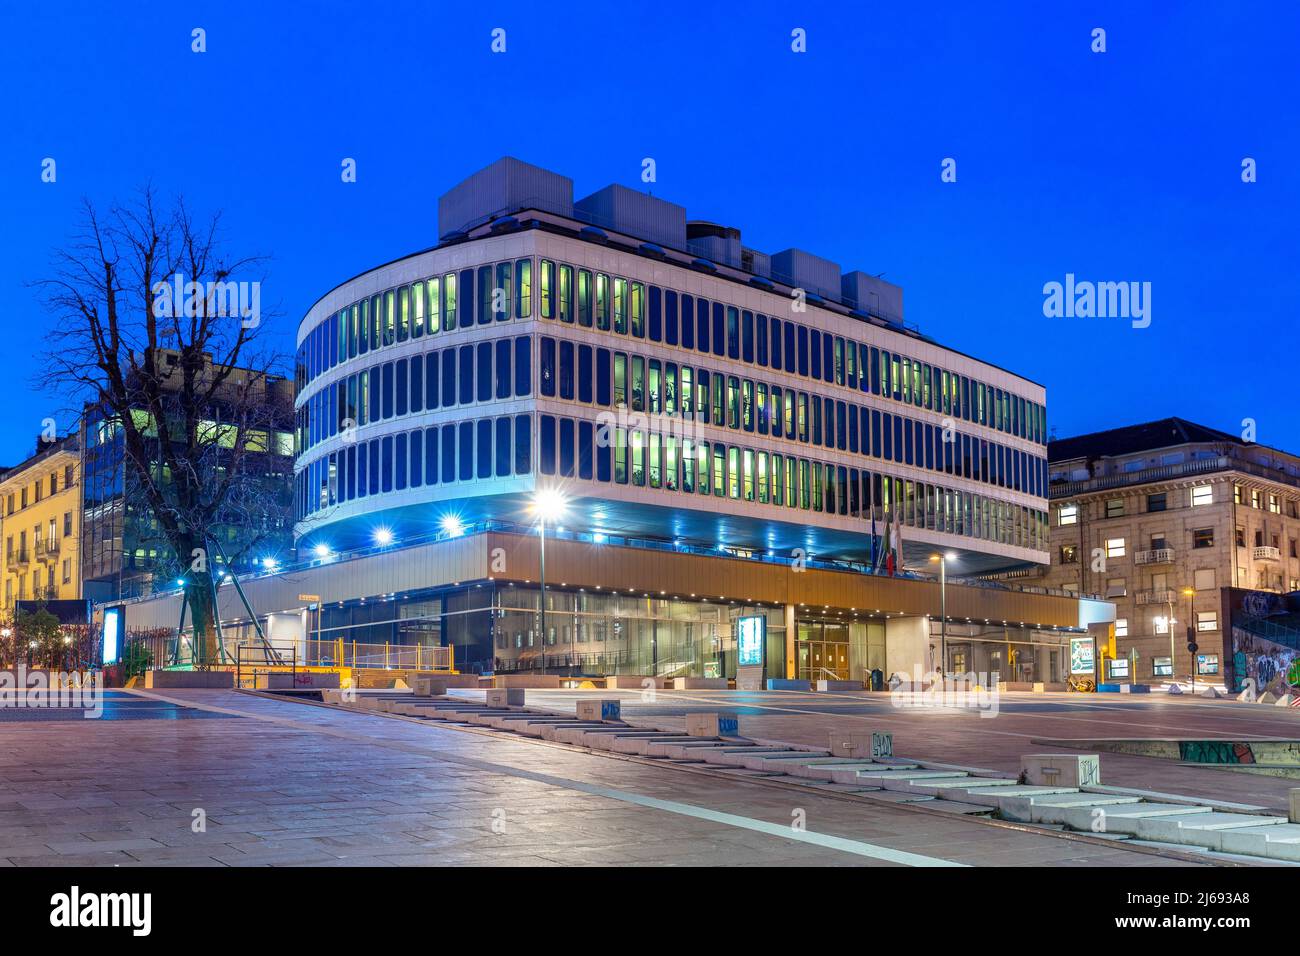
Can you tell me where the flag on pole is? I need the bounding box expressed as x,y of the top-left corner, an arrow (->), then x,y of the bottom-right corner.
869,512 -> 878,572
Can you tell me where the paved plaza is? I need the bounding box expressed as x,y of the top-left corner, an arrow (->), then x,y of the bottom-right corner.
2,685 -> 1290,867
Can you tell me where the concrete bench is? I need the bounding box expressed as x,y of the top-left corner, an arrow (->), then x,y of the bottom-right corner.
604,675 -> 665,689
671,677 -> 729,690
145,670 -> 234,689
815,679 -> 864,692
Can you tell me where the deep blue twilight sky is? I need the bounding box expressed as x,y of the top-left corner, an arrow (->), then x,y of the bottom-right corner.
1,1 -> 1296,463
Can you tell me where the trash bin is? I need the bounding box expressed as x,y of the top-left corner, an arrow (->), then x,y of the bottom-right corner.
870,668 -> 884,692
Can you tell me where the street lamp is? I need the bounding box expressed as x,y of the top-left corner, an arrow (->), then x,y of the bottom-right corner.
529,488 -> 568,676
929,552 -> 958,681
1183,586 -> 1197,694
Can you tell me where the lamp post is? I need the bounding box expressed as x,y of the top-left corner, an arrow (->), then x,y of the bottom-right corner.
529,488 -> 567,676
1183,586 -> 1197,694
929,552 -> 957,680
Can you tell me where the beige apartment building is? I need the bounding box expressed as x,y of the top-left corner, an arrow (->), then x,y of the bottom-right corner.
1040,418 -> 1300,684
0,434 -> 82,615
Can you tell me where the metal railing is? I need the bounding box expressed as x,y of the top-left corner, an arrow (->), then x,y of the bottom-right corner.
1134,548 -> 1175,565
304,639 -> 452,672
1135,588 -> 1176,606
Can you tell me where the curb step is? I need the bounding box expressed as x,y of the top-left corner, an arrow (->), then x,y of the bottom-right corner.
336,691 -> 1291,862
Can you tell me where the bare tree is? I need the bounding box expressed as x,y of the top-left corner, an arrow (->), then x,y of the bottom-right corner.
34,187 -> 293,665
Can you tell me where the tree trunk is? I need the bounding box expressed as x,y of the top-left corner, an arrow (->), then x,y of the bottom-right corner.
187,580 -> 220,668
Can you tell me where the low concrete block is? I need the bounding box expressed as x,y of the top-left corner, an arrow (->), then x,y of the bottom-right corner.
1199,686 -> 1222,699
815,679 -> 864,692
829,731 -> 893,759
145,670 -> 234,689
671,677 -> 729,690
686,712 -> 739,737
1259,692 -> 1278,704
1167,684 -> 1184,695
1021,754 -> 1101,788
766,678 -> 812,691
1219,822 -> 1300,860
1138,812 -> 1287,849
262,671 -> 341,690
410,676 -> 448,697
494,675 -> 562,689
1237,688 -> 1255,702
604,675 -> 664,689
576,698 -> 621,722
1275,694 -> 1295,707
485,688 -> 525,707
1057,802 -> 1210,834
1019,794 -> 1143,827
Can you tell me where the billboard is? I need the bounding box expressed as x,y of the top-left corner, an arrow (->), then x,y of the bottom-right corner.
1069,636 -> 1095,675
102,605 -> 125,666
737,615 -> 766,668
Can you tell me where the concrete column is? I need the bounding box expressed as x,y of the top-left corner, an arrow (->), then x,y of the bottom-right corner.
885,615 -> 930,683
784,603 -> 796,680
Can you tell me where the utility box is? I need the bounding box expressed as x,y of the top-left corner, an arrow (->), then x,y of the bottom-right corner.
1021,753 -> 1101,788
576,699 -> 621,722
485,688 -> 525,707
686,712 -> 739,737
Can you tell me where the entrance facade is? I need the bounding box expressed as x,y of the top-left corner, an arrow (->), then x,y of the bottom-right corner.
796,620 -> 851,681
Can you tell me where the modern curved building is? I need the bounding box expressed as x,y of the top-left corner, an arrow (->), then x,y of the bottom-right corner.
236,157 -> 1092,682
295,158 -> 1049,575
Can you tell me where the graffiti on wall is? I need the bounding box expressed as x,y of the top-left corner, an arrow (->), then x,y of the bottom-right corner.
1179,740 -> 1257,764
1229,627 -> 1300,694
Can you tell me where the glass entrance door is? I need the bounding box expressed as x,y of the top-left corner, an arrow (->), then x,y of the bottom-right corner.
795,621 -> 850,681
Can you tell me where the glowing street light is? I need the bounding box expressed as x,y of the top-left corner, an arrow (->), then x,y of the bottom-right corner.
529,488 -> 568,676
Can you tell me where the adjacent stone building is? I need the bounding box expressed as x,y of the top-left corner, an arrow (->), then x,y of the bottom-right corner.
1041,418 -> 1300,683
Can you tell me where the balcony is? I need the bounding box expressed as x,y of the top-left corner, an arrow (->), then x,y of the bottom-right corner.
1253,546 -> 1282,562
11,549 -> 30,566
1134,548 -> 1175,565
1136,588 -> 1177,606
35,538 -> 60,560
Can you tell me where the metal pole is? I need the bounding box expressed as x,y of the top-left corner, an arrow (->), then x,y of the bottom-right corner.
539,516 -> 547,676
939,558 -> 947,681
1188,590 -> 1197,695
1167,597 -> 1176,683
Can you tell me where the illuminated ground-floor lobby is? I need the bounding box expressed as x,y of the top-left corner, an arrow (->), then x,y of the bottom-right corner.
112,526 -> 1110,684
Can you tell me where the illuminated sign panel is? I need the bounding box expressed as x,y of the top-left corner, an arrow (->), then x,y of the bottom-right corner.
102,605 -> 125,666
737,615 -> 765,668
1069,636 -> 1095,675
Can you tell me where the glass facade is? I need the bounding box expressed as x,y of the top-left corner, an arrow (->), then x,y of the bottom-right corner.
296,246 -> 1048,559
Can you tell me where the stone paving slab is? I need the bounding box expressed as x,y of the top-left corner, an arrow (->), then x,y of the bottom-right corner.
0,687 -> 1226,867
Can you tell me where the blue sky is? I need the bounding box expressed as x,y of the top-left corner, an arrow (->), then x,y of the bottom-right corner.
1,0 -> 1296,461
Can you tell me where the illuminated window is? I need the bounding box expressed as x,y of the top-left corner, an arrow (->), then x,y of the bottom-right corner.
1105,537 -> 1126,558
1191,485 -> 1212,507
1058,504 -> 1077,526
